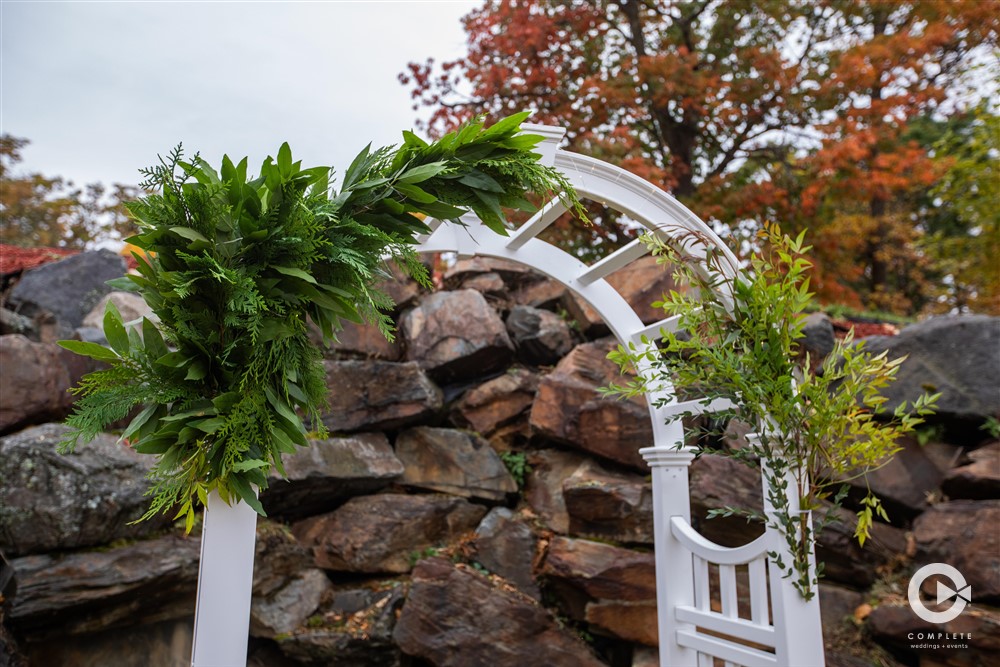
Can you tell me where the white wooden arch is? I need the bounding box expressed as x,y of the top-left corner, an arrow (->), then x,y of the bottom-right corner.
190,126 -> 825,667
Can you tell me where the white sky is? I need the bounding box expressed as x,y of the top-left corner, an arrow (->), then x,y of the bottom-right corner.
1,0 -> 476,190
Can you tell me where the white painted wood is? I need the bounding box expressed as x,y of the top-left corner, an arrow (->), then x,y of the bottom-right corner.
749,557 -> 769,625
675,606 -> 776,648
671,517 -> 773,565
505,197 -> 567,250
720,564 -> 739,618
676,630 -> 778,667
633,312 -> 686,341
575,236 -> 649,286
193,124 -> 826,667
190,491 -> 258,667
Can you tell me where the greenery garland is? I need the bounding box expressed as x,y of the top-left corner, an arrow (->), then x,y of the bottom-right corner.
604,223 -> 937,599
58,113 -> 584,530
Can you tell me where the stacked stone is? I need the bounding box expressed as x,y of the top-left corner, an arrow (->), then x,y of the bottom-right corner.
1,252 -> 998,666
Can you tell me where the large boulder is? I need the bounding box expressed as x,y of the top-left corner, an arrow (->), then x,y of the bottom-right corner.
250,522 -> 331,639
261,433 -> 403,519
0,336 -> 73,433
314,320 -> 402,361
542,536 -> 657,644
860,315 -> 1000,426
6,250 -> 125,338
506,305 -> 575,366
844,436 -> 945,519
913,500 -> 1000,602
450,368 -> 538,436
395,427 -> 517,503
524,449 -> 591,534
321,360 -> 442,432
23,618 -> 193,667
866,601 -> 1000,665
0,424 -> 167,556
393,557 -> 605,667
401,290 -> 514,382
472,508 -> 540,599
563,460 -> 654,544
942,442 -> 1000,500
530,339 -> 651,470
9,534 -> 200,640
292,494 -> 486,574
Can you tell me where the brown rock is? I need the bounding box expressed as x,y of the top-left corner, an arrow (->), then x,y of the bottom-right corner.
9,534 -> 200,640
472,508 -> 541,599
443,257 -> 535,290
262,433 -> 403,518
530,339 -> 651,470
292,494 -> 486,573
866,601 -> 1000,662
512,276 -> 567,310
585,600 -> 658,646
0,335 -> 72,433
524,449 -> 591,534
506,305 -> 575,366
542,536 -> 656,602
395,427 -> 518,502
817,504 -> 909,588
563,460 -> 654,544
393,557 -> 605,667
846,436 -> 945,519
913,500 -> 1000,602
451,368 -> 538,435
24,618 -> 192,667
942,442 -> 1000,500
560,292 -> 610,339
401,289 -> 514,382
689,454 -> 765,547
376,261 -> 422,312
456,271 -> 506,295
605,255 -> 676,325
321,360 -> 442,432
318,320 -> 401,361
820,583 -> 866,637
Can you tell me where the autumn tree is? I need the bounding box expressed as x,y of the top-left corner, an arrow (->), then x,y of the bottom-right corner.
0,134 -> 139,248
403,0 -> 999,314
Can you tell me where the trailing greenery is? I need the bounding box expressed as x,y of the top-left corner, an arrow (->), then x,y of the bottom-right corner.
58,113 -> 584,530
604,223 -> 937,600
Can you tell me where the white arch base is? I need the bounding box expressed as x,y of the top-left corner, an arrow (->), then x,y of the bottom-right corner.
189,125 -> 825,667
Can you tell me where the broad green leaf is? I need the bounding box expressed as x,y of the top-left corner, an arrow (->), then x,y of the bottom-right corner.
103,301 -> 130,356
57,340 -> 119,362
274,266 -> 318,284
232,458 -> 268,473
106,276 -> 139,292
228,475 -> 265,515
399,161 -> 449,184
277,142 -> 292,176
402,129 -> 428,148
156,351 -> 191,368
169,227 -> 209,244
185,362 -> 208,381
459,169 -> 504,193
121,404 -> 159,442
342,143 -> 372,190
480,111 -> 532,140
395,182 -> 438,203
142,318 -> 168,361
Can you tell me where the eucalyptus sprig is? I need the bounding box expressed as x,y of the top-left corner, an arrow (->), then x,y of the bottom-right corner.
604,222 -> 938,599
58,113 -> 585,530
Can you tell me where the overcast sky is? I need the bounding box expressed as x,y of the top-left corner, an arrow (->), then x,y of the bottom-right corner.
1,1 -> 476,191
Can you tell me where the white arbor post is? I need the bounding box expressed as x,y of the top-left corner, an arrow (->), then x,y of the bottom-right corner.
190,491 -> 259,667
641,441 -> 699,667
761,456 -> 826,667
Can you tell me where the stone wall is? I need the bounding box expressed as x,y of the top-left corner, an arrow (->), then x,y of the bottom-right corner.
1,252 -> 998,667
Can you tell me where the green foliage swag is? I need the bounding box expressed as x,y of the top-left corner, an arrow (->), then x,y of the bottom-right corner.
58,113 -> 583,530
605,223 -> 937,599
